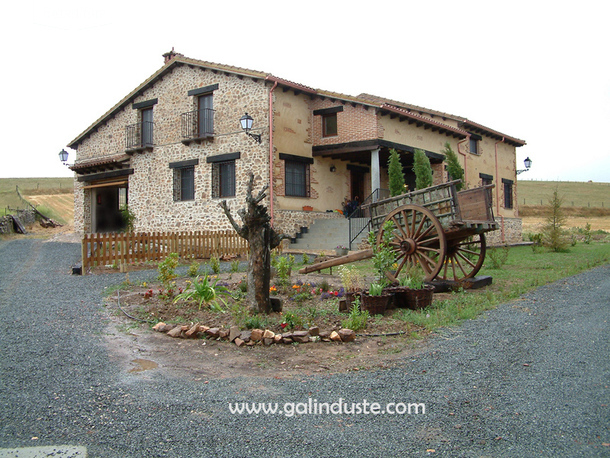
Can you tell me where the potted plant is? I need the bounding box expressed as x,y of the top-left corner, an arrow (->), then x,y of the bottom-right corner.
394,265 -> 434,309
302,205 -> 313,212
360,282 -> 392,315
338,265 -> 363,309
335,244 -> 348,256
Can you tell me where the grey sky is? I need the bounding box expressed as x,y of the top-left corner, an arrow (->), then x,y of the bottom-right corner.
1,0 -> 608,182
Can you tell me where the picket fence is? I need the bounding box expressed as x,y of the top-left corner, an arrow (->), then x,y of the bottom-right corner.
81,230 -> 254,269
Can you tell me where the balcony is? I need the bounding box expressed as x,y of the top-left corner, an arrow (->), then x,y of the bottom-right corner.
125,121 -> 154,154
181,108 -> 214,145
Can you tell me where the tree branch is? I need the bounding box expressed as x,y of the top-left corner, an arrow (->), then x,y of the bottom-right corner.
219,200 -> 247,238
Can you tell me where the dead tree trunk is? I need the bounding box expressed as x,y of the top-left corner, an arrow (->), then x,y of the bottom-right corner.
220,173 -> 287,313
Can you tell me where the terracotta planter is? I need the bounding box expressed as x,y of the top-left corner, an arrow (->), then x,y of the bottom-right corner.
360,292 -> 392,315
302,205 -> 313,212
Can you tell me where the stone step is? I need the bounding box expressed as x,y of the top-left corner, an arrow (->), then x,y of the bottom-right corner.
290,217 -> 369,251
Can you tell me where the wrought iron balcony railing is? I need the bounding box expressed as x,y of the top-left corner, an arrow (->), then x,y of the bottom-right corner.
181,108 -> 214,144
125,121 -> 154,153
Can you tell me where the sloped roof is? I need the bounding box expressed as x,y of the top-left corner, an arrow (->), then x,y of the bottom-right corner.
358,93 -> 526,147
68,52 -> 525,149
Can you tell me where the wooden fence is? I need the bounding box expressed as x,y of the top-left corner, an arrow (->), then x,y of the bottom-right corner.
81,230 -> 252,270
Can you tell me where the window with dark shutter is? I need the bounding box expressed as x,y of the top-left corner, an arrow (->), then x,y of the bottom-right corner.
285,161 -> 310,197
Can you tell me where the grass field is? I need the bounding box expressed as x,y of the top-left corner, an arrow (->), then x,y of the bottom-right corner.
518,180 -> 610,208
0,177 -> 73,219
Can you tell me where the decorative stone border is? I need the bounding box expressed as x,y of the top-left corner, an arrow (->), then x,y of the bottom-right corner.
152,322 -> 356,345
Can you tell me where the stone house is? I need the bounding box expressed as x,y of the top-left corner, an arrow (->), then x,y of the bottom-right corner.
68,50 -> 526,245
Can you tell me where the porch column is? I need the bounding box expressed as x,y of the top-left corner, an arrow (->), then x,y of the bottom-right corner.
370,148 -> 381,202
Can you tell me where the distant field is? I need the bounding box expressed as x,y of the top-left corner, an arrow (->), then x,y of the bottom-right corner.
0,177 -> 74,220
0,177 -> 73,195
518,180 -> 610,208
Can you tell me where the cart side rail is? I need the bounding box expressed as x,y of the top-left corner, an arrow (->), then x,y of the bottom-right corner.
365,180 -> 461,232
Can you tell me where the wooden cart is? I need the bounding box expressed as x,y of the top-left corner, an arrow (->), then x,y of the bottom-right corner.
299,180 -> 498,283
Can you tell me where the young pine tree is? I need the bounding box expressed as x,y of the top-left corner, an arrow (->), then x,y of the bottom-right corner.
413,149 -> 433,190
542,187 -> 568,252
387,149 -> 406,196
441,142 -> 464,191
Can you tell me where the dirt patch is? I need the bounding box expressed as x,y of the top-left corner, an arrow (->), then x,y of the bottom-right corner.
521,216 -> 610,233
104,270 -> 434,378
24,193 -> 74,226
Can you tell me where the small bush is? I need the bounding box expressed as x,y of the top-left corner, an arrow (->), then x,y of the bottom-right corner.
244,314 -> 268,330
281,311 -> 302,330
272,255 -> 294,286
341,299 -> 369,331
487,245 -> 510,269
209,256 -> 221,274
301,253 -> 310,265
158,253 -> 179,285
187,261 -> 200,278
230,260 -> 240,273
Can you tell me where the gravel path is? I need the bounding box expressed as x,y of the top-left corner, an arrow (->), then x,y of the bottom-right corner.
0,239 -> 608,457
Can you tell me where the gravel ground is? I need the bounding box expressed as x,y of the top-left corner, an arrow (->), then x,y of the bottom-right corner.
0,239 -> 608,457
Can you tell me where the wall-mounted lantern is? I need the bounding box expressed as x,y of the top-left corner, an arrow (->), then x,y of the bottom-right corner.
240,113 -> 261,144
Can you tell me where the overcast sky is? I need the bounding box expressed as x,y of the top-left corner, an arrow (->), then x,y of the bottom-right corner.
1,0 -> 608,183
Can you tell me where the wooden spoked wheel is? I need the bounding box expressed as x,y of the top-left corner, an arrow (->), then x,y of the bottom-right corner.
437,234 -> 486,281
376,204 -> 447,283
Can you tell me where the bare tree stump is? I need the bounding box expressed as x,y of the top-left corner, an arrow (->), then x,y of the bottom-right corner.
220,173 -> 288,314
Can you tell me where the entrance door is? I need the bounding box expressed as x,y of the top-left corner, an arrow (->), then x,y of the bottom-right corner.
93,187 -> 126,233
350,170 -> 365,203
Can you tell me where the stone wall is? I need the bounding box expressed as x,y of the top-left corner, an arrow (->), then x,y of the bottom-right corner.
73,62 -> 271,234
0,210 -> 37,234
487,217 -> 523,246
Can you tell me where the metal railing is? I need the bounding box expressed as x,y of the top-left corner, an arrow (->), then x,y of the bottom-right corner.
181,108 -> 215,140
348,188 -> 389,250
125,121 -> 154,150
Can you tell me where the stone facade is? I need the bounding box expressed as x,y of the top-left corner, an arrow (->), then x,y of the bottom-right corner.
487,217 -> 523,246
68,52 -> 526,243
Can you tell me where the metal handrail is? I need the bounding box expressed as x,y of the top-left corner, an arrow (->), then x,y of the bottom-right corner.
347,188 -> 389,249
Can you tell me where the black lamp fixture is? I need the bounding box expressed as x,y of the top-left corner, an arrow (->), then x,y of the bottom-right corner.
240,113 -> 261,144
516,157 -> 532,175
330,165 -> 336,173
58,149 -> 69,165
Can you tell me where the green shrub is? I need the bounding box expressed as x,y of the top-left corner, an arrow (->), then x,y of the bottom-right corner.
158,253 -> 179,285
187,261 -> 200,277
301,253 -> 310,265
413,148 -> 433,190
173,275 -> 227,310
442,142 -> 464,191
487,245 -> 510,269
244,314 -> 268,330
388,148 -> 406,196
281,311 -> 302,330
230,259 -> 240,273
209,256 -> 221,274
341,299 -> 369,331
272,255 -> 294,286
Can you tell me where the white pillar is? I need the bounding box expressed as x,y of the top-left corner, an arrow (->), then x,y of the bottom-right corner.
371,148 -> 380,201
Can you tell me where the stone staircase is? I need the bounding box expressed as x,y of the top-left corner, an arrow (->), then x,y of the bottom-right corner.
289,217 -> 369,251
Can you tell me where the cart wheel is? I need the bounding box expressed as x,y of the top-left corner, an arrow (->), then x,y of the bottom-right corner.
376,204 -> 447,283
438,234 -> 486,281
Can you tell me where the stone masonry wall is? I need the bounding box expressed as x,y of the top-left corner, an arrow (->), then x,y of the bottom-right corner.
73,63 -> 271,234
486,217 -> 523,246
